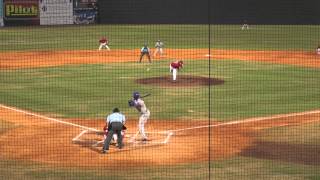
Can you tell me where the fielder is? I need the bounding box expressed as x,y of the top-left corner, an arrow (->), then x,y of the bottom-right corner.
317,45 -> 320,55
98,36 -> 110,50
128,92 -> 150,141
139,44 -> 152,63
170,60 -> 184,81
241,20 -> 249,30
153,39 -> 164,57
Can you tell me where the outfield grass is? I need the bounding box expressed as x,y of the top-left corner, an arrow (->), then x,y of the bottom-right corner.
0,60 -> 319,120
0,25 -> 319,51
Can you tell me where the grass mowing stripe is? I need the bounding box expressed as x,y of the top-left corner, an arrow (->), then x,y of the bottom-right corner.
0,60 -> 319,120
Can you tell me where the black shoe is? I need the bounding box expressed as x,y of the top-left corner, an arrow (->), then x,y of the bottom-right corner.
101,149 -> 107,154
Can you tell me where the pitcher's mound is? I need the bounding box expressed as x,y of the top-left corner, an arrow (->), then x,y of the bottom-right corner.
136,75 -> 224,87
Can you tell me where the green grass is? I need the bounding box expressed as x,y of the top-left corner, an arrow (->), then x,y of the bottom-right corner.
259,122 -> 320,145
211,157 -> 320,180
0,159 -> 120,180
3,156 -> 320,180
0,60 -> 319,120
0,159 -> 210,180
0,25 -> 319,51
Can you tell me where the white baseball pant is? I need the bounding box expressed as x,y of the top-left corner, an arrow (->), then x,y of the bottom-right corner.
170,65 -> 177,81
99,43 -> 110,50
139,110 -> 150,139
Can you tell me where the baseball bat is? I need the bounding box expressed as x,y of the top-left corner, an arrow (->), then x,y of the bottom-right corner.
141,93 -> 151,98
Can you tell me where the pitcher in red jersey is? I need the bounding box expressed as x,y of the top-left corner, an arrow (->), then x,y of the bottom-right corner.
169,60 -> 184,81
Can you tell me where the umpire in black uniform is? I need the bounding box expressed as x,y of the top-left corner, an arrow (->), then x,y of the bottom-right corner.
102,108 -> 126,154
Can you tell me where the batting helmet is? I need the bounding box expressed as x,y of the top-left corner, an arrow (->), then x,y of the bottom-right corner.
133,91 -> 140,100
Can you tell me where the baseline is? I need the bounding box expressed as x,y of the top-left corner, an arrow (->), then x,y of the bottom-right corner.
0,104 -> 99,132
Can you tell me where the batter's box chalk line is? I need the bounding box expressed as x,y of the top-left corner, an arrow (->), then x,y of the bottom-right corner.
72,129 -> 173,150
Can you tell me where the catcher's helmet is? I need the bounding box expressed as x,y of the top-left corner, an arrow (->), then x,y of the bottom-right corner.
133,91 -> 140,100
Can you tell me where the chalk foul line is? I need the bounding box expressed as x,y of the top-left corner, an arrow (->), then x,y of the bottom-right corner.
169,109 -> 320,133
0,104 -> 99,132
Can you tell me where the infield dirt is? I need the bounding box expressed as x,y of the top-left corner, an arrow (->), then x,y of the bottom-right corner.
0,49 -> 319,69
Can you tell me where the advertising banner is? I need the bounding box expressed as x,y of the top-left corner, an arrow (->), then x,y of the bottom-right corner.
4,0 -> 39,26
40,0 -> 73,25
73,0 -> 98,24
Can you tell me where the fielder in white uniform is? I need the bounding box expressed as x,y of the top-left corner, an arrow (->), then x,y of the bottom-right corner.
241,20 -> 249,30
317,46 -> 320,55
153,39 -> 164,57
129,92 -> 150,141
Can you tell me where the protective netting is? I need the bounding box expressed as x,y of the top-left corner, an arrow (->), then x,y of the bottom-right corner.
0,0 -> 320,179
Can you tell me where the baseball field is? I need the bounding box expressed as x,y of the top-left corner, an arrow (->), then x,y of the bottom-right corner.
0,25 -> 320,179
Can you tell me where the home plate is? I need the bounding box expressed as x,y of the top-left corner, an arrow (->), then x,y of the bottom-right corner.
205,54 -> 212,57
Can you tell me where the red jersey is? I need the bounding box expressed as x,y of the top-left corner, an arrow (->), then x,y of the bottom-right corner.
99,37 -> 108,44
170,61 -> 183,69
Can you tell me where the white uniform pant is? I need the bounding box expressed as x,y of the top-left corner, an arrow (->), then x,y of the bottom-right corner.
241,24 -> 249,30
317,49 -> 320,55
139,110 -> 150,139
99,43 -> 110,50
170,65 -> 178,81
154,48 -> 163,56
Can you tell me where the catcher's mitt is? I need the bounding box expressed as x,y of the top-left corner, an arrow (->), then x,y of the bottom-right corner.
128,99 -> 135,107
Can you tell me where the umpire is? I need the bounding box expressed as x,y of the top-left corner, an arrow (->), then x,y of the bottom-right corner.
102,108 -> 126,154
139,44 -> 152,63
